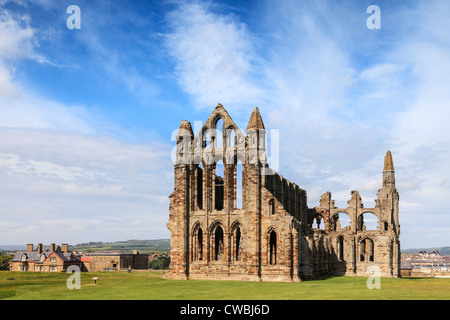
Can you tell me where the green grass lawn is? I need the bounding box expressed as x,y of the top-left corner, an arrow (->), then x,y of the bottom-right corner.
1,270 -> 449,300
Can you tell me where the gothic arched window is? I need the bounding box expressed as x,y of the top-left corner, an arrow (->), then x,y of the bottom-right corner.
269,230 -> 277,265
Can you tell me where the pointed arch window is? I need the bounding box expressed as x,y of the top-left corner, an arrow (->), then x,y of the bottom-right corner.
214,226 -> 224,261
338,236 -> 344,261
226,127 -> 235,147
215,118 -> 224,148
269,230 -> 277,265
235,161 -> 243,209
214,161 -> 224,211
203,130 -> 211,148
312,216 -> 324,230
192,226 -> 204,262
197,228 -> 203,261
360,238 -> 374,262
197,163 -> 203,210
234,227 -> 242,261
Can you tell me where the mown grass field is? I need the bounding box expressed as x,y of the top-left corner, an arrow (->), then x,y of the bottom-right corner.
0,270 -> 448,300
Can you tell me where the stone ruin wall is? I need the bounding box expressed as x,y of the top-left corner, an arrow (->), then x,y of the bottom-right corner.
166,104 -> 400,282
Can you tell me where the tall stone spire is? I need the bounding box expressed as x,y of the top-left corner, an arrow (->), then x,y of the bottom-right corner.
383,150 -> 395,188
384,150 -> 394,171
246,107 -> 266,166
246,107 -> 265,131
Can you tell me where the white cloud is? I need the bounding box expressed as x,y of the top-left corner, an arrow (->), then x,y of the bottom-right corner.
0,7 -> 91,132
165,2 -> 262,111
0,9 -> 34,59
384,2 -> 450,248
0,8 -> 32,103
0,95 -> 96,132
282,1 -> 450,248
0,62 -> 21,103
0,152 -> 113,182
0,128 -> 173,244
0,7 -> 51,66
0,7 -> 175,245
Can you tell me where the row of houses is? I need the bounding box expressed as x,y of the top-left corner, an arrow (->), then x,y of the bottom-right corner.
400,254 -> 450,277
9,243 -> 148,272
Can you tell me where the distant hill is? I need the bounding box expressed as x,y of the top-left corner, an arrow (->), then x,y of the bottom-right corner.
4,241 -> 449,256
69,239 -> 170,254
70,241 -> 450,255
402,246 -> 450,255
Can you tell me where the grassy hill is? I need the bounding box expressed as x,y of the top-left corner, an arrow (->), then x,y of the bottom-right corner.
402,246 -> 450,255
69,239 -> 170,254
1,271 -> 449,300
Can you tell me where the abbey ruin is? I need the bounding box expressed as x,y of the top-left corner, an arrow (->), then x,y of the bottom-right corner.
166,104 -> 400,281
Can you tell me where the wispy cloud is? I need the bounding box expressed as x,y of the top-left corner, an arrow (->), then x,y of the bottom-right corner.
0,127 -> 173,244
165,1 -> 263,112
0,5 -> 174,244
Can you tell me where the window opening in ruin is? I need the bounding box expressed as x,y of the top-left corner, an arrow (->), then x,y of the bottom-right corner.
214,226 -> 224,261
359,212 -> 378,231
215,118 -> 223,148
331,215 -> 338,231
215,161 -> 224,211
198,228 -> 203,260
227,127 -> 235,147
269,199 -> 275,215
269,230 -> 277,265
360,238 -> 374,262
203,130 -> 210,148
235,227 -> 242,261
338,236 -> 344,261
197,164 -> 203,210
331,213 -> 351,231
236,161 -> 243,209
367,238 -> 374,261
360,240 -> 365,261
312,216 -> 324,230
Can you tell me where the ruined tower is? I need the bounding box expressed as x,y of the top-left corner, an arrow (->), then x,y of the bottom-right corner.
166,105 -> 400,281
375,150 -> 401,277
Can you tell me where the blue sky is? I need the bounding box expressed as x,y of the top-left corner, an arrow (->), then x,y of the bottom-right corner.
0,0 -> 449,249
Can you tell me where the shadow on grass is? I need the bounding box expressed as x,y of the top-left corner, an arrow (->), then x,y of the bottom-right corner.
302,275 -> 343,281
0,291 -> 16,299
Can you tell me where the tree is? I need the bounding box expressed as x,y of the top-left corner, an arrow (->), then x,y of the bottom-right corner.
0,255 -> 13,270
148,256 -> 170,270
